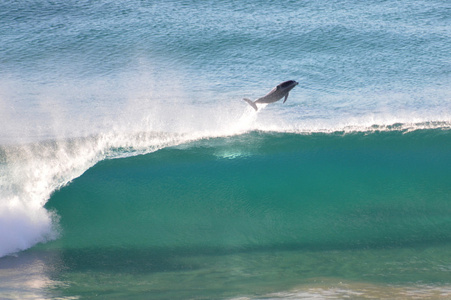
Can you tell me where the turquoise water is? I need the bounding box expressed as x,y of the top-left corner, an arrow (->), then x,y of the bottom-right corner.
46,130 -> 451,251
1,0 -> 451,299
2,130 -> 451,299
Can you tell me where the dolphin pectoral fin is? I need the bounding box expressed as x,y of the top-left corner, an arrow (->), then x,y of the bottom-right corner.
243,98 -> 258,111
283,93 -> 289,104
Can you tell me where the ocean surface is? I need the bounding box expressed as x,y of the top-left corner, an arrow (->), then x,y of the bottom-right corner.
1,0 -> 450,299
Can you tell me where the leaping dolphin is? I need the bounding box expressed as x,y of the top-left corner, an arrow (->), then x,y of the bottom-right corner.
243,80 -> 298,111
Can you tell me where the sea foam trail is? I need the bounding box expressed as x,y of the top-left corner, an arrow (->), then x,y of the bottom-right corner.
0,133 -> 177,257
0,103 -> 259,257
0,137 -> 99,256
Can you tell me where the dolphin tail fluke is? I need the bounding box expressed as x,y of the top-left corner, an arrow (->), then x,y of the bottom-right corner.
243,98 -> 258,111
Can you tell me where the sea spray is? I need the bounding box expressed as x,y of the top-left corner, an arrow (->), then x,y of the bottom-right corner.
0,131 -> 187,257
0,102 -> 261,257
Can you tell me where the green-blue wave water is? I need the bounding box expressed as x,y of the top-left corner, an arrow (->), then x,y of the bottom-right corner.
1,0 -> 451,298
2,128 -> 451,299
47,130 -> 451,252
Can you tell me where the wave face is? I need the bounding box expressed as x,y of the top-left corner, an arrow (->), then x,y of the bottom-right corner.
44,129 -> 451,252
0,128 -> 446,300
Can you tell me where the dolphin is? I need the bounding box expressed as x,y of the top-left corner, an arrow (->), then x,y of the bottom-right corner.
243,80 -> 298,111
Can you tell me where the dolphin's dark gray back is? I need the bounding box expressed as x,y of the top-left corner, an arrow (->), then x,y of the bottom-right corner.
243,80 -> 298,111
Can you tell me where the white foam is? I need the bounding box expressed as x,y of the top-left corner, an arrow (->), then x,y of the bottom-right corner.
0,108 -> 259,258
